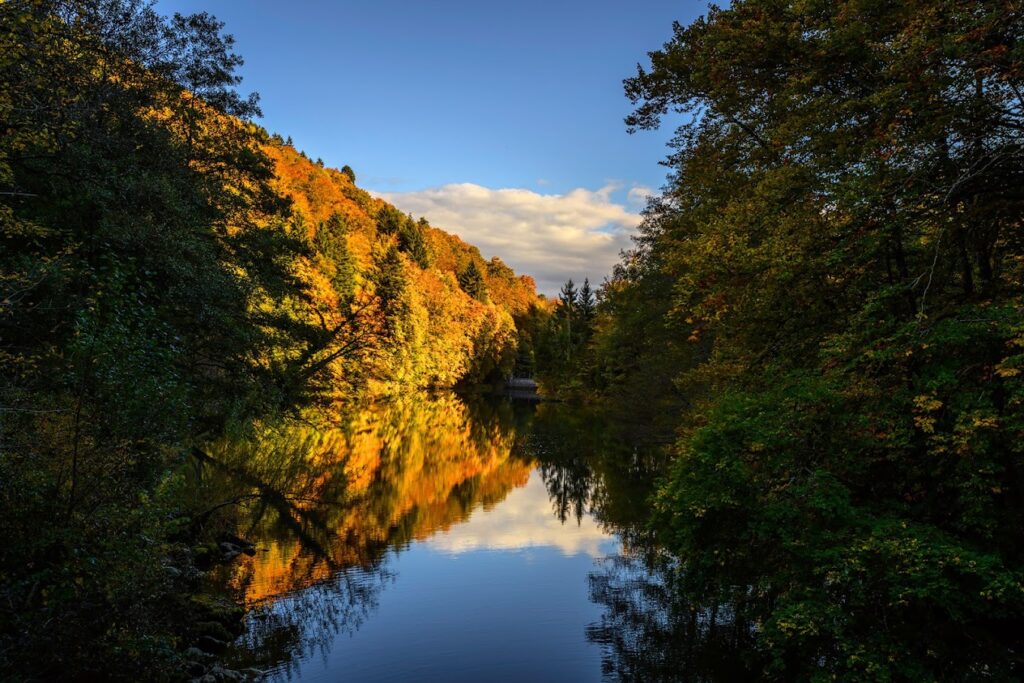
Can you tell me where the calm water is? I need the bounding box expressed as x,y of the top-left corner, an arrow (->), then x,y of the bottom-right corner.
200,395 -> 683,682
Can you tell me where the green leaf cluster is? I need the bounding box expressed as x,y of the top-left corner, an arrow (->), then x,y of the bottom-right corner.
547,0 -> 1024,676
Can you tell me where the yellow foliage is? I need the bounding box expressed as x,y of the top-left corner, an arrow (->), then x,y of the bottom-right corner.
206,397 -> 533,605
261,138 -> 541,393
912,394 -> 943,434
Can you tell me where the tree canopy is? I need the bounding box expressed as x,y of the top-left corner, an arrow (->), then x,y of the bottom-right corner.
541,0 -> 1024,677
0,1 -> 546,677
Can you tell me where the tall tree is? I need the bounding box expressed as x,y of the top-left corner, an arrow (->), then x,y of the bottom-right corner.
373,245 -> 409,338
0,0 -> 325,676
398,215 -> 430,269
596,0 -> 1024,678
314,212 -> 356,305
558,279 -> 577,361
576,278 -> 595,337
458,260 -> 487,301
376,204 -> 405,236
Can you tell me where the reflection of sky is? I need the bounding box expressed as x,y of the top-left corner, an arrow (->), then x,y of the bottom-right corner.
425,471 -> 619,558
269,466 -> 624,682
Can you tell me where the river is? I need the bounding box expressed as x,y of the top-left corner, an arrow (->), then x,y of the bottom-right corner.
193,393 -> 709,682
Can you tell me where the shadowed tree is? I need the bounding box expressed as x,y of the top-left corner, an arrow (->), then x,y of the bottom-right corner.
458,260 -> 487,301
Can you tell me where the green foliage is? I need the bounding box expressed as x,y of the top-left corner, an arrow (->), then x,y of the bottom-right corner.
558,279 -> 577,312
0,1 -> 321,677
372,244 -> 411,341
656,359 -> 1024,679
588,245 -> 697,413
398,216 -> 430,269
538,276 -> 647,398
576,278 -> 595,332
537,0 -> 1024,677
375,205 -> 405,236
377,206 -> 430,268
458,259 -> 487,301
341,164 -> 356,183
314,213 -> 356,305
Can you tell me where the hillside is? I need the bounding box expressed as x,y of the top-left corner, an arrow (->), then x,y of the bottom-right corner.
0,3 -> 551,676
263,139 -> 547,395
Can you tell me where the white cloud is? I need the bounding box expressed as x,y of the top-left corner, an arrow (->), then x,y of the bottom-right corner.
373,182 -> 642,295
627,185 -> 655,209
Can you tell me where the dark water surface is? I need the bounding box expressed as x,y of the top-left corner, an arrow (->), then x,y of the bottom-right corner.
201,395 -> 684,682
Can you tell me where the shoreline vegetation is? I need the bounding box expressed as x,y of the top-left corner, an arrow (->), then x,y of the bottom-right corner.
1,1 -> 551,679
3,0 -> 1024,681
539,1 -> 1024,679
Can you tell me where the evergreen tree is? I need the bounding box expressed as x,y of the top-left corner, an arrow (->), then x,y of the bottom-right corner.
576,278 -> 595,337
376,205 -> 404,236
398,215 -> 430,269
458,260 -> 487,301
372,245 -> 409,338
558,279 -> 578,361
314,213 -> 356,305
559,279 -> 578,311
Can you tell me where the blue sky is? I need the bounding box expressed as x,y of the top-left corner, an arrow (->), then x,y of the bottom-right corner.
156,0 -> 707,292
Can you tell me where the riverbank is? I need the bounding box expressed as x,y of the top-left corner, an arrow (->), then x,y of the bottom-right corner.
152,525 -> 262,681
182,396 -> 675,680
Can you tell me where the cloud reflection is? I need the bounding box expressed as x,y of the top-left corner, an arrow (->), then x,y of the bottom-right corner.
425,472 -> 617,558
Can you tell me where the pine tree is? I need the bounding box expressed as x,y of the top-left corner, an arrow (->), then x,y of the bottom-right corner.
576,278 -> 595,337
458,260 -> 487,301
558,279 -> 577,361
398,215 -> 430,269
314,213 -> 356,305
373,245 -> 409,339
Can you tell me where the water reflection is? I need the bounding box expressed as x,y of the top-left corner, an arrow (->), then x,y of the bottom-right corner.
197,395 -> 736,681
525,403 -> 755,681
425,472 -> 615,558
200,395 -> 531,606
586,554 -> 757,683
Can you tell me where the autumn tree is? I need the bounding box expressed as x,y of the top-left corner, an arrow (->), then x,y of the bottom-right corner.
0,0 -> 325,676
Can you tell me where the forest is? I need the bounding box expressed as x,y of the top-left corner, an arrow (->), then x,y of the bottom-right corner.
541,0 -> 1024,679
2,0 -> 1024,681
0,0 -> 546,678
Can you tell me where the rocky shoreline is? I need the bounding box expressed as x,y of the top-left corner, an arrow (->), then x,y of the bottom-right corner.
166,535 -> 265,682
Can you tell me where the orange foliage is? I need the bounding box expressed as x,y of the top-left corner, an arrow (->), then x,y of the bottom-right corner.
205,396 -> 533,605
262,137 -> 543,391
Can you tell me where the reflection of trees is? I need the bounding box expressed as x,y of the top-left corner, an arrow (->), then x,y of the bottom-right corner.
529,403 -> 758,682
227,564 -> 392,680
586,555 -> 758,683
528,402 -> 665,543
197,396 -> 765,680
194,394 -> 534,676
